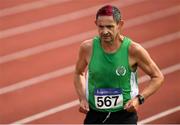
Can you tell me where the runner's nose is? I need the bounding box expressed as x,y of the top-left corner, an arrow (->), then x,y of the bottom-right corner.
102,30 -> 109,36
101,26 -> 109,35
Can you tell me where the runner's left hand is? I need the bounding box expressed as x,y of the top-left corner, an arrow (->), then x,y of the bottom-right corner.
124,97 -> 139,112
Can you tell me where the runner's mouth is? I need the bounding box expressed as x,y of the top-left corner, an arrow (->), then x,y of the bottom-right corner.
102,36 -> 111,38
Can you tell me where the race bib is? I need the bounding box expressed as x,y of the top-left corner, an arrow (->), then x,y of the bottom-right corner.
94,88 -> 123,109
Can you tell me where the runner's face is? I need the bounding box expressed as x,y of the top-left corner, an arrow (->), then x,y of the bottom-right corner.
96,16 -> 120,43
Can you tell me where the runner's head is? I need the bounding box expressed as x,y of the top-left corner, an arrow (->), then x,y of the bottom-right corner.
95,5 -> 123,43
96,5 -> 121,24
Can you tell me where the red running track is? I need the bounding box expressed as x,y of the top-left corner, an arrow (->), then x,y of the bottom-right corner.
0,0 -> 179,124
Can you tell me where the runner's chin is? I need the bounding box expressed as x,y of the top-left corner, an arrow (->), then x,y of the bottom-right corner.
102,37 -> 112,43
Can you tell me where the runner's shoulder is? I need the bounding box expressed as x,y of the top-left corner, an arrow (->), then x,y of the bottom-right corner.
129,40 -> 146,56
80,39 -> 93,52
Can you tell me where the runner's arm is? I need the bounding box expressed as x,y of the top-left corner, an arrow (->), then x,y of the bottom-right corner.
134,43 -> 164,100
124,43 -> 164,112
74,42 -> 88,102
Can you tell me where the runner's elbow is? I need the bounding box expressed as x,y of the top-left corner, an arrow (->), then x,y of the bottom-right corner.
157,73 -> 164,85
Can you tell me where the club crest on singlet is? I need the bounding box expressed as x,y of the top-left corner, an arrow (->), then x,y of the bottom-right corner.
116,66 -> 126,76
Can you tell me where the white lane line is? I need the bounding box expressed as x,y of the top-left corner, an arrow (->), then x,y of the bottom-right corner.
0,30 -> 96,64
125,5 -> 180,28
11,100 -> 79,124
11,63 -> 180,124
138,105 -> 180,124
142,32 -> 180,49
0,32 -> 179,95
0,0 -> 151,39
0,6 -> 179,65
0,65 -> 75,95
0,0 -> 71,17
139,63 -> 180,83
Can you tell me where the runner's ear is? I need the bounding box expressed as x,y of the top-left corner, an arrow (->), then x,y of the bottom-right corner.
118,20 -> 124,33
95,20 -> 97,25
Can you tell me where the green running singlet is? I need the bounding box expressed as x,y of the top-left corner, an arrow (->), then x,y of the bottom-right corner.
86,36 -> 139,112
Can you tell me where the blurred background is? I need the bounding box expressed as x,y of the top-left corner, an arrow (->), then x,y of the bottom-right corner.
0,0 -> 180,124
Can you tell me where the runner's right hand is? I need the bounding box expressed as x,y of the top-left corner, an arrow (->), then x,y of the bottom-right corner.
79,99 -> 89,114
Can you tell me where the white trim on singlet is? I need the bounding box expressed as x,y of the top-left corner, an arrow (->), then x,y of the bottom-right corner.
85,71 -> 89,100
130,72 -> 139,98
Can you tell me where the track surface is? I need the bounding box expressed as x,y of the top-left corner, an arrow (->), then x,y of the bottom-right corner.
0,0 -> 180,124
